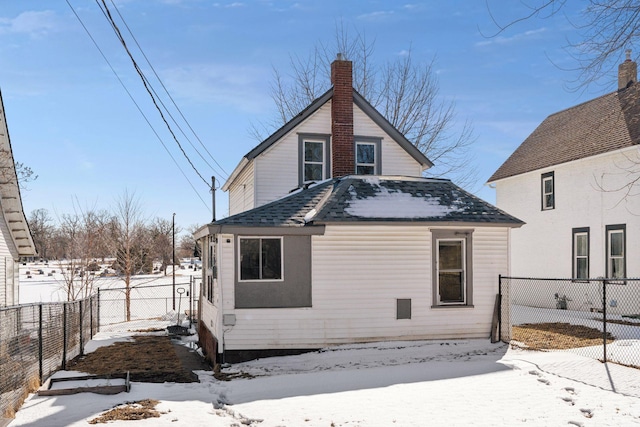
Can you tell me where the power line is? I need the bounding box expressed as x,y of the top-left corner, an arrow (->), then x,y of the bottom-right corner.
108,0 -> 229,181
65,0 -> 211,211
96,0 -> 211,188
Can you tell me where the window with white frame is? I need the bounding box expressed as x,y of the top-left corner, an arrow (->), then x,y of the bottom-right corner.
541,171 -> 554,210
356,141 -> 376,175
572,227 -> 589,280
239,237 -> 283,281
606,224 -> 625,279
436,239 -> 466,304
432,229 -> 473,307
303,139 -> 325,182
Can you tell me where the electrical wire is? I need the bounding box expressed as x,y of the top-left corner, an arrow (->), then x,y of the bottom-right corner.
108,0 -> 229,181
96,0 -> 211,188
66,0 -> 211,211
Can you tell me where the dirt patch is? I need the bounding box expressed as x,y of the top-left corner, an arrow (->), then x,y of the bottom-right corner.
67,335 -> 199,383
88,399 -> 163,424
513,322 -> 614,350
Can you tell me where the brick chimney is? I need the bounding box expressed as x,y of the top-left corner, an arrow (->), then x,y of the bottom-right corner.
331,53 -> 354,177
618,49 -> 637,90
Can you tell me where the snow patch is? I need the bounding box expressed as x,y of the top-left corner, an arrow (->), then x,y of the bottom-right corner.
346,185 -> 456,218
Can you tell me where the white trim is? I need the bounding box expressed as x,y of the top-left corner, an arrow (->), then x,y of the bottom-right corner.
356,141 -> 376,175
436,237 -> 466,305
303,138 -> 326,182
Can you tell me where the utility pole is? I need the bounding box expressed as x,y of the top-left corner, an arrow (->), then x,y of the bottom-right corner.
172,212 -> 176,311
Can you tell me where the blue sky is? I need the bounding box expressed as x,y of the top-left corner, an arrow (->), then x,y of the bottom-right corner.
0,1 -> 615,230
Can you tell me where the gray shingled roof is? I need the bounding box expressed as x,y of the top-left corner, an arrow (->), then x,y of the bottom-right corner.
488,83 -> 640,182
214,176 -> 523,228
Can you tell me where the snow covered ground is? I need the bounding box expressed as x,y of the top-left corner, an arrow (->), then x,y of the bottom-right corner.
18,260 -> 200,305
9,264 -> 640,425
9,324 -> 640,426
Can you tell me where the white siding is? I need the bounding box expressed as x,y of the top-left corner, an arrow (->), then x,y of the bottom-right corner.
227,162 -> 255,216
496,146 -> 640,279
0,210 -> 16,306
255,104 -> 332,208
199,234 -> 234,351
230,101 -> 425,213
354,105 -> 424,176
215,225 -> 509,350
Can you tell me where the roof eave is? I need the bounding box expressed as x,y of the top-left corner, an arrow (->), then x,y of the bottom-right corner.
0,93 -> 36,257
352,90 -> 433,170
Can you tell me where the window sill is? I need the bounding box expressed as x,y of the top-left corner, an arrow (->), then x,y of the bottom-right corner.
431,304 -> 474,309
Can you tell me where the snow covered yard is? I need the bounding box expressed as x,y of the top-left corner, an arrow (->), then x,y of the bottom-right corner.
9,329 -> 640,426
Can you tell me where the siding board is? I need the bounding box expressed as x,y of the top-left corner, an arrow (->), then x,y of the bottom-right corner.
218,225 -> 509,350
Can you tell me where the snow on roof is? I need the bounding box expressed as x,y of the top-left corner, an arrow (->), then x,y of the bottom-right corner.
345,183 -> 456,218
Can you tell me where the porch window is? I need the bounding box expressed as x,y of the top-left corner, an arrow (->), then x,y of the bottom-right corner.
432,230 -> 473,306
606,224 -> 626,279
572,227 -> 589,280
239,237 -> 283,281
541,172 -> 554,210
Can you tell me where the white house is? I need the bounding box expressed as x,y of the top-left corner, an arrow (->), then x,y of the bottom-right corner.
488,51 -> 640,313
0,92 -> 37,307
222,54 -> 432,216
195,56 -> 522,363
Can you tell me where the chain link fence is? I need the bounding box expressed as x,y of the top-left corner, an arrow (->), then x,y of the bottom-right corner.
500,276 -> 640,368
0,277 -> 200,423
0,296 -> 98,421
97,278 -> 199,330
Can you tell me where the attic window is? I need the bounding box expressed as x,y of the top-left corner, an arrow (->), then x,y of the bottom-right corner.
355,137 -> 381,175
298,134 -> 331,186
304,140 -> 325,182
541,172 -> 554,210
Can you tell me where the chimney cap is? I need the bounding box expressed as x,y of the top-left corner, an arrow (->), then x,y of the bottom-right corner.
336,53 -> 345,61
626,49 -> 632,61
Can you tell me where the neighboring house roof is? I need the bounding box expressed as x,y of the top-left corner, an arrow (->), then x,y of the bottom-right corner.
221,88 -> 433,191
212,175 -> 523,229
488,83 -> 640,182
0,92 -> 36,257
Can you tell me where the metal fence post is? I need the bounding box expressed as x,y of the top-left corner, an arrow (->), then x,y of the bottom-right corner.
97,288 -> 101,333
602,279 -> 607,363
90,294 -> 94,339
38,304 -> 43,383
189,276 -> 193,329
62,303 -> 67,370
498,274 -> 502,342
79,299 -> 84,357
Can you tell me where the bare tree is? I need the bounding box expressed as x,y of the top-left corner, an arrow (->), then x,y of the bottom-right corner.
177,224 -> 202,260
485,0 -> 640,90
111,190 -> 148,321
28,208 -> 53,259
255,23 -> 477,188
55,207 -> 107,301
15,161 -> 38,191
149,217 -> 177,275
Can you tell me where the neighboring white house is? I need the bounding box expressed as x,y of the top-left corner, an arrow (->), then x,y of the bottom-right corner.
487,52 -> 640,313
0,92 -> 37,307
195,56 -> 522,363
